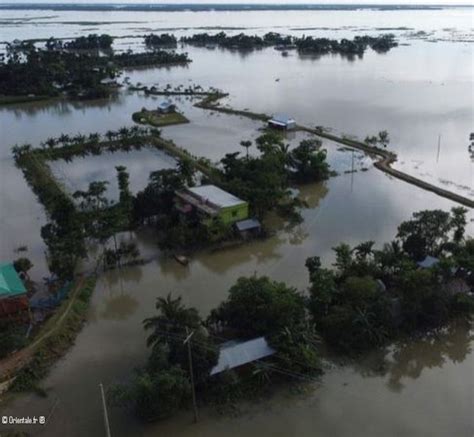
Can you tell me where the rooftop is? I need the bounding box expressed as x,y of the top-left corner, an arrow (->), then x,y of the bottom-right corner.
417,256 -> 440,269
157,100 -> 174,109
210,336 -> 276,376
188,185 -> 246,209
0,263 -> 27,299
269,113 -> 295,125
235,218 -> 261,232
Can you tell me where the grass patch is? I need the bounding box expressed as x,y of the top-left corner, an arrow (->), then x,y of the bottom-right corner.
0,95 -> 54,105
132,109 -> 189,127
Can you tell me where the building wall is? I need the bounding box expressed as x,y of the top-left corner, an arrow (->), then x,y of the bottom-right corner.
218,203 -> 249,225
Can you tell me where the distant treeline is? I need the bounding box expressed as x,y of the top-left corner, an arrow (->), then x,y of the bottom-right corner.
180,31 -> 398,54
0,4 -> 446,12
0,34 -> 190,101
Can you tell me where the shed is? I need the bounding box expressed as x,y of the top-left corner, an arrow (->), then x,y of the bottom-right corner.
268,113 -> 296,130
210,337 -> 276,376
417,256 -> 440,269
157,100 -> 176,113
235,218 -> 261,238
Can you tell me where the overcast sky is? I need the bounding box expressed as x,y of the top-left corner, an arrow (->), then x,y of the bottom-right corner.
1,0 -> 473,5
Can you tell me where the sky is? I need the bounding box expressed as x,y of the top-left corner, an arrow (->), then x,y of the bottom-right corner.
0,0 -> 473,5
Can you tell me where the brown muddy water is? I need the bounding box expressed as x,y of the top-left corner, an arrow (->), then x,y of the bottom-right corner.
0,6 -> 473,437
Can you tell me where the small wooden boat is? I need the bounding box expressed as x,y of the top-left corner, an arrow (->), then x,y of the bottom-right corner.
174,254 -> 189,266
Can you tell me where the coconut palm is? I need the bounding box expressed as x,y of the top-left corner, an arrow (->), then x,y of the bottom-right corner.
240,140 -> 252,159
143,293 -> 200,348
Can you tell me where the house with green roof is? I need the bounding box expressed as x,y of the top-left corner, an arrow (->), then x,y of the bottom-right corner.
0,263 -> 26,299
0,263 -> 27,299
0,263 -> 28,318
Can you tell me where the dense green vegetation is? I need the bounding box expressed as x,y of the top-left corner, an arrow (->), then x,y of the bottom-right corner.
61,34 -> 114,50
132,108 -> 189,127
0,321 -> 27,359
1,35 -> 190,102
110,277 -> 320,421
110,208 -> 473,422
144,33 -> 178,48
109,294 -> 218,421
12,127 -> 157,279
131,132 -> 331,248
218,133 -> 330,218
307,207 -> 474,353
295,34 -> 398,55
181,31 -> 397,55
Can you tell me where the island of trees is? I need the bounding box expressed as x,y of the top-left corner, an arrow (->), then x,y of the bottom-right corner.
180,31 -> 398,55
0,34 -> 190,104
0,31 -> 397,104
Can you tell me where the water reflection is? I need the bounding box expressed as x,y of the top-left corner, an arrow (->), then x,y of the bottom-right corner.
100,294 -> 139,321
353,320 -> 473,393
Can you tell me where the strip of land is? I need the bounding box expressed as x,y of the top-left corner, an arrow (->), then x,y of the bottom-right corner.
0,275 -> 94,389
158,90 -> 473,208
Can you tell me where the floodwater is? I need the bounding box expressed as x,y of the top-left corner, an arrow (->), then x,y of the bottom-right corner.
0,6 -> 473,437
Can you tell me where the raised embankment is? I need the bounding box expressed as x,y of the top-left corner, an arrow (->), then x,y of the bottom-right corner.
150,89 -> 472,208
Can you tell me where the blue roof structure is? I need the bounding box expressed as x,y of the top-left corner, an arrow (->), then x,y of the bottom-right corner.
417,256 -> 440,269
210,337 -> 276,376
157,100 -> 174,111
269,113 -> 295,126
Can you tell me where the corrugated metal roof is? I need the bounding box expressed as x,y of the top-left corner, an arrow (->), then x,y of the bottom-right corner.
188,185 -> 246,209
417,256 -> 440,269
270,113 -> 295,125
210,336 -> 276,376
236,218 -> 261,231
157,100 -> 174,110
0,263 -> 27,299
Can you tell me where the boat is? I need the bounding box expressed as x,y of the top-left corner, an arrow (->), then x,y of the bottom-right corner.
174,254 -> 189,266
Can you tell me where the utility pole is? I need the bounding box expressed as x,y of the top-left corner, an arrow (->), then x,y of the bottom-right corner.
99,383 -> 112,437
350,150 -> 355,192
437,134 -> 442,163
183,327 -> 198,423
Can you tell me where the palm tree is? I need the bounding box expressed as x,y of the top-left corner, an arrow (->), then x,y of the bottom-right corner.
143,293 -> 200,348
177,157 -> 195,186
240,140 -> 252,159
105,130 -> 116,142
378,130 -> 390,148
58,133 -> 70,145
353,240 -> 375,261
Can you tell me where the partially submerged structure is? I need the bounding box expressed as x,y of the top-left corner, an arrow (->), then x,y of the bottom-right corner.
0,263 -> 28,318
157,100 -> 176,113
417,255 -> 440,269
210,336 -> 276,376
268,113 -> 296,130
235,218 -> 262,239
175,185 -> 249,225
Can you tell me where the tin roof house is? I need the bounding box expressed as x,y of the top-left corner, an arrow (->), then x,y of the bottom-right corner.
175,185 -> 249,225
268,113 -> 296,130
210,337 -> 276,376
157,100 -> 176,113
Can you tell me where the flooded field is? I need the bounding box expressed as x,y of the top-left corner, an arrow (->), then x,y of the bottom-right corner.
0,5 -> 473,437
